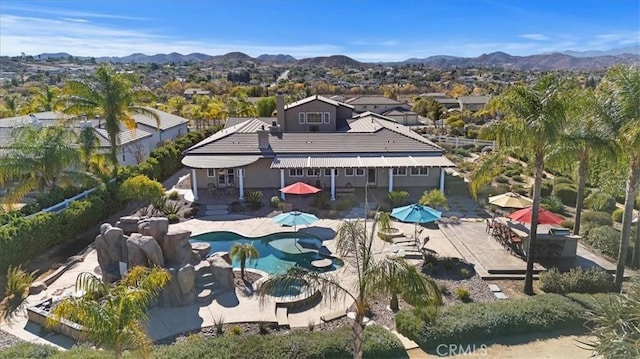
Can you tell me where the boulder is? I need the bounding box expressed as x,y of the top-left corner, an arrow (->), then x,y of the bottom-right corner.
207,255 -> 234,292
126,233 -> 164,268
115,216 -> 143,235
138,217 -> 169,243
177,264 -> 196,295
95,224 -> 126,283
159,265 -> 196,307
211,251 -> 231,265
191,242 -> 211,260
162,229 -> 199,266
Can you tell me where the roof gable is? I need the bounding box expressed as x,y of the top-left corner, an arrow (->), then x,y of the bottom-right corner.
284,95 -> 354,110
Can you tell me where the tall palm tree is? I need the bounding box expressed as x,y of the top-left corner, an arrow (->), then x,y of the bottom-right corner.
78,126 -> 100,173
62,64 -> 158,177
260,219 -> 441,359
548,87 -> 615,235
0,125 -> 89,204
471,75 -> 567,295
597,66 -> 640,283
230,242 -> 259,279
47,266 -> 170,359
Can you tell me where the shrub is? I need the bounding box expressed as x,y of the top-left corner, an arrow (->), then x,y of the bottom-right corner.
182,208 -> 195,218
611,208 -> 624,223
396,294 -> 586,349
229,201 -> 244,213
555,184 -> 577,206
539,267 -> 615,294
419,189 -> 448,209
6,265 -> 37,298
581,211 -> 614,236
244,191 -> 264,210
560,219 -> 574,230
494,176 -> 509,184
459,268 -> 470,278
228,325 -> 244,336
586,192 -> 617,213
118,175 -> 165,203
310,192 -> 331,210
455,287 -> 471,302
270,196 -> 281,209
503,169 -> 521,177
335,198 -> 353,212
167,213 -> 180,224
213,316 -> 224,335
511,175 -> 525,183
167,191 -> 180,200
554,176 -> 574,185
585,226 -> 620,258
387,190 -> 410,207
541,196 -> 564,214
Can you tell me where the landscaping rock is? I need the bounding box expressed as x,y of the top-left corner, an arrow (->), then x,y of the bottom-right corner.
95,224 -> 126,283
127,233 -> 164,268
159,265 -> 196,307
161,228 -> 199,266
115,216 -> 143,235
207,255 -> 234,292
191,242 -> 211,260
138,216 -> 169,243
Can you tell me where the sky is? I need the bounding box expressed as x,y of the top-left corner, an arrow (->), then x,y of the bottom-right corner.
0,0 -> 638,62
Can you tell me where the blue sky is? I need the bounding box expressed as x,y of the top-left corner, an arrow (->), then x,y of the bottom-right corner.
1,0 -> 638,62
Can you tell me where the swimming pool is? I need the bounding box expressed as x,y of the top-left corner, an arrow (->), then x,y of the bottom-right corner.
190,231 -> 343,275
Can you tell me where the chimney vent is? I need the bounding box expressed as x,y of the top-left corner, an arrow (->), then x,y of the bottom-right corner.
257,126 -> 270,149
276,92 -> 285,132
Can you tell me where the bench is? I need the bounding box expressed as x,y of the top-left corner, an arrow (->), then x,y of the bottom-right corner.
320,309 -> 346,322
335,187 -> 355,197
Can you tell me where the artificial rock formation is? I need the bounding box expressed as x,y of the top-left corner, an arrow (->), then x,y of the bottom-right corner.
95,224 -> 127,284
126,233 -> 164,268
207,255 -> 234,292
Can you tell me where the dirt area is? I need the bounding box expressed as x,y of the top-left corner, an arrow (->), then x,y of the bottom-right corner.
408,332 -> 594,358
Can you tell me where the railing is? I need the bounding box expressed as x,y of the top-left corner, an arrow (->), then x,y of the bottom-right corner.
425,135 -> 496,149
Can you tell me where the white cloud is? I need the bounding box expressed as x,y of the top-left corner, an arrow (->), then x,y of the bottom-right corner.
2,4 -> 148,21
519,33 -> 549,41
61,18 -> 90,23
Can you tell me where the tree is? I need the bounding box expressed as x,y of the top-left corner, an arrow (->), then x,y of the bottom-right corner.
78,126 -> 100,173
62,64 -> 159,177
413,97 -> 445,127
28,85 -> 62,112
0,125 -> 89,204
47,266 -> 170,359
119,175 -> 165,204
419,189 -> 449,209
548,88 -> 614,235
166,95 -> 189,117
471,75 -> 567,295
230,243 -> 259,279
260,219 -> 441,359
1,95 -> 21,117
255,96 -> 276,117
597,66 -> 640,280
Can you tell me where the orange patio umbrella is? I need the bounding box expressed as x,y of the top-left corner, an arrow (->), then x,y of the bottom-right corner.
507,206 -> 563,225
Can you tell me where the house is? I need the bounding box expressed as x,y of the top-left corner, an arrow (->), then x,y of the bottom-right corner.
458,95 -> 490,112
345,96 -> 410,114
0,108 -> 189,166
420,93 -> 461,110
182,93 -> 455,201
381,107 -> 420,126
183,88 -> 211,101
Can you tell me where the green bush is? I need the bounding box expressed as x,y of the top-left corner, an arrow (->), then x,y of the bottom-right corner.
270,196 -> 281,209
387,190 -> 410,207
560,219 -> 574,230
611,208 -> 624,223
167,191 -> 180,200
455,287 -> 471,302
511,175 -> 525,183
555,184 -> 577,206
396,294 -> 586,349
529,181 -> 553,198
503,169 -> 521,177
229,201 -> 244,213
585,226 -> 620,259
0,325 -> 407,359
119,174 -> 165,203
335,198 -> 353,212
310,192 -> 331,210
580,211 -> 614,236
541,196 -> 564,214
167,214 -> 180,224
494,176 -> 509,184
554,176 -> 574,185
539,267 -> 615,294
5,265 -> 37,298
586,192 -> 618,213
244,191 -> 264,210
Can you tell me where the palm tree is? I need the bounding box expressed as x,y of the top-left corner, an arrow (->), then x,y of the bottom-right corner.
29,85 -> 62,112
548,87 -> 615,235
1,95 -> 21,117
597,66 -> 640,283
78,126 -> 100,173
47,266 -> 170,359
62,64 -> 158,177
260,219 -> 441,359
471,75 -> 567,295
419,189 -> 449,210
0,125 -> 90,204
230,243 -> 259,279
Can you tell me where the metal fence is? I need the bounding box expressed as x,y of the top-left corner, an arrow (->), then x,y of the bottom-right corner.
425,135 -> 496,149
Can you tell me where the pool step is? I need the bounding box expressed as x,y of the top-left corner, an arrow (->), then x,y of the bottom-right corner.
276,307 -> 289,327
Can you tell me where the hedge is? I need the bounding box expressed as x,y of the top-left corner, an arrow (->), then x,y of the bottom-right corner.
554,184 -> 577,206
396,293 -> 600,349
0,129 -> 214,274
0,326 -> 407,359
539,267 -> 615,294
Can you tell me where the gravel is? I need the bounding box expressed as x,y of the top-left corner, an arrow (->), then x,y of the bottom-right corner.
0,329 -> 24,350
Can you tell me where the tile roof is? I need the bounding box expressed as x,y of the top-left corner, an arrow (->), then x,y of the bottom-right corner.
94,127 -> 152,147
458,95 -> 490,104
345,96 -> 404,106
225,117 -> 273,129
134,108 -> 189,130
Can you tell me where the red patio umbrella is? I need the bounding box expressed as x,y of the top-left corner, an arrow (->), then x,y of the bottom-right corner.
279,181 -> 321,210
508,206 -> 563,225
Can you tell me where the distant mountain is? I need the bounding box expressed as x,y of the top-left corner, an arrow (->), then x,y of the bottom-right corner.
558,45 -> 640,58
257,54 -> 296,62
209,51 -> 255,63
295,55 -> 363,67
95,52 -> 212,64
37,52 -> 75,59
402,51 -> 639,70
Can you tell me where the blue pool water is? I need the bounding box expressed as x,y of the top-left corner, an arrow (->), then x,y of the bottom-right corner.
190,231 -> 343,275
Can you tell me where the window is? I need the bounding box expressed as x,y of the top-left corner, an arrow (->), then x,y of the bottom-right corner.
298,113 -> 305,124
323,112 -> 330,124
345,168 -> 354,176
306,168 -> 320,177
410,167 -> 430,176
323,168 -> 334,177
393,167 -> 407,176
306,112 -> 323,124
355,168 -> 365,176
207,168 -> 216,177
289,169 -> 304,177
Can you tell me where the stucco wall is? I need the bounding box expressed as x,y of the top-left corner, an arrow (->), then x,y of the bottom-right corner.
284,101 -> 336,132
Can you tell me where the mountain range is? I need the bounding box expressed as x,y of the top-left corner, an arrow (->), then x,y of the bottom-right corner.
35,47 -> 639,70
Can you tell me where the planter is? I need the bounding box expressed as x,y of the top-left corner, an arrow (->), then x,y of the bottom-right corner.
377,227 -> 403,241
27,299 -> 87,342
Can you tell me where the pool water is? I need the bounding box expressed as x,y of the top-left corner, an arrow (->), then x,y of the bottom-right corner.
190,231 -> 343,275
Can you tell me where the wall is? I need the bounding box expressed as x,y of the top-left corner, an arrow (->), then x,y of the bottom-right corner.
138,123 -> 188,148
284,101 -> 336,132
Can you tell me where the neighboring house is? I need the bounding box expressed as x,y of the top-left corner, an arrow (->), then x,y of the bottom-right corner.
381,107 -> 420,126
0,108 -> 189,166
345,96 -> 410,114
458,95 -> 490,112
183,88 -> 211,101
135,107 -> 189,147
420,93 -> 461,110
182,93 -> 455,201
